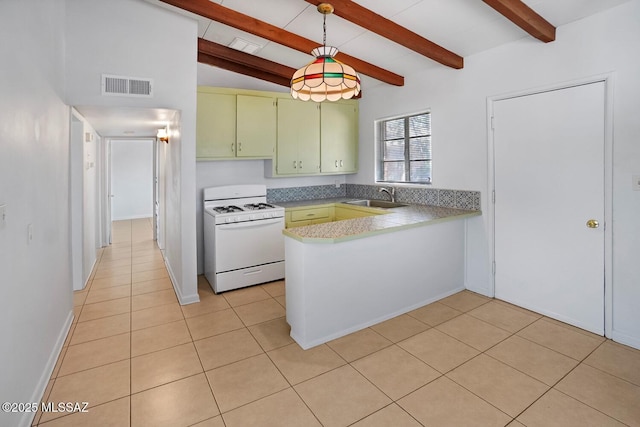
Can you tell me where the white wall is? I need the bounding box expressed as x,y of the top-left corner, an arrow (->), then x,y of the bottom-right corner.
354,1 -> 640,348
111,139 -> 153,220
65,0 -> 199,304
0,2 -> 73,426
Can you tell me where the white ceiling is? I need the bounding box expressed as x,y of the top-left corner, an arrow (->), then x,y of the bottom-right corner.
153,0 -> 629,85
81,0 -> 630,138
74,106 -> 177,139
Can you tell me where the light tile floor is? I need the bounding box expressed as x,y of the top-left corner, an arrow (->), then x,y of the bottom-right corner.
34,219 -> 640,426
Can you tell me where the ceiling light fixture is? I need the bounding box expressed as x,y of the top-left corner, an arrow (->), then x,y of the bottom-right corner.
228,37 -> 262,54
291,3 -> 360,102
157,127 -> 169,143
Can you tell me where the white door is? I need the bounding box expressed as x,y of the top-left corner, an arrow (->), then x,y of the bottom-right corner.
493,82 -> 605,334
110,139 -> 154,221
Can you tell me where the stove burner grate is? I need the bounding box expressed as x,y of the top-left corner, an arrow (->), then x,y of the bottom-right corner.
213,205 -> 244,214
244,203 -> 276,210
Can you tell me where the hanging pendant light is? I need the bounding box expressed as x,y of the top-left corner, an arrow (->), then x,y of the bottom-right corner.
291,3 -> 361,102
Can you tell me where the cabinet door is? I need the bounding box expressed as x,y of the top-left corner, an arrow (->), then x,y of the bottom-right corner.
320,102 -> 358,173
334,206 -> 373,221
196,92 -> 236,158
237,95 -> 277,158
277,99 -> 320,175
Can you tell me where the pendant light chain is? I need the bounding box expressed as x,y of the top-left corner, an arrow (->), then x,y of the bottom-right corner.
323,13 -> 327,47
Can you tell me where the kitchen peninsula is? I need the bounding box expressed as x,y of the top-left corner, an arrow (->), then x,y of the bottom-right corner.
283,203 -> 481,349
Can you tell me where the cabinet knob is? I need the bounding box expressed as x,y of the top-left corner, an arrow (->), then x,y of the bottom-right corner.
299,161 -> 303,169
340,160 -> 343,167
238,142 -> 242,151
335,160 -> 338,167
293,161 -> 297,169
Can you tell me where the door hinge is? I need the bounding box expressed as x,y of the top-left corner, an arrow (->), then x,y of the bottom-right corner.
492,190 -> 496,204
492,261 -> 496,275
491,116 -> 495,130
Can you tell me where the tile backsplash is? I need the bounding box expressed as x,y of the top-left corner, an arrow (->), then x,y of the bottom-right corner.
267,184 -> 346,202
268,184 -> 481,211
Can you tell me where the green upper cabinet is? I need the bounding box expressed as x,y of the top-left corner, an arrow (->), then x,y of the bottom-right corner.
236,95 -> 277,158
320,102 -> 359,173
196,92 -> 236,159
196,88 -> 276,160
196,87 -> 358,172
276,98 -> 321,175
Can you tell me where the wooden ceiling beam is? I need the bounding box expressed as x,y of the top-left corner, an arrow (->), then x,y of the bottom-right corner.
305,0 -> 463,69
160,0 -> 404,86
197,52 -> 292,88
483,0 -> 556,42
198,38 -> 296,82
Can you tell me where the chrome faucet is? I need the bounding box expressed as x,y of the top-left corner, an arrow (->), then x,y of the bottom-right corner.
378,187 -> 396,202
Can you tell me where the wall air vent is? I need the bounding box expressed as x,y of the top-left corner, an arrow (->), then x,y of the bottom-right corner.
101,74 -> 153,97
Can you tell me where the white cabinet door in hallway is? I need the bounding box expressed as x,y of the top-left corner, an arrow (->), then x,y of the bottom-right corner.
493,81 -> 606,335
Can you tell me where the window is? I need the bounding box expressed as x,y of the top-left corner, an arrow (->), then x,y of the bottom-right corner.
377,111 -> 431,184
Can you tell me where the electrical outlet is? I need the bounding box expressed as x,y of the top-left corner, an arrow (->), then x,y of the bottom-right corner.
633,175 -> 640,191
335,179 -> 340,189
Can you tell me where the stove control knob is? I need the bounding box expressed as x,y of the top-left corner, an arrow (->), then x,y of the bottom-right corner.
250,214 -> 255,220
225,218 -> 232,223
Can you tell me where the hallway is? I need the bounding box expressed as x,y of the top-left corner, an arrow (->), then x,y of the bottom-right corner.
32,219 -> 640,426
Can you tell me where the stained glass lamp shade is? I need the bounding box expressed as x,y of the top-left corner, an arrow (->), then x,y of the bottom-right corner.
290,4 -> 361,102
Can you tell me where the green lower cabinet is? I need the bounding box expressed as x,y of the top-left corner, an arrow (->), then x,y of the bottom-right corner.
285,206 -> 334,228
285,203 -> 384,228
334,205 -> 384,221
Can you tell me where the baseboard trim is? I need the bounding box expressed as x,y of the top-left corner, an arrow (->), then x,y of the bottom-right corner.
20,310 -> 74,427
611,330 -> 640,351
164,256 -> 199,306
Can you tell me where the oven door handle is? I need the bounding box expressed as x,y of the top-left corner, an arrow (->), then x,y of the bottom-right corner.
217,218 -> 283,230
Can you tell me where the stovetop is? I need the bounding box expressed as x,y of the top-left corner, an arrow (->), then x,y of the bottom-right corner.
211,203 -> 279,214
212,205 -> 244,214
203,185 -> 284,223
243,203 -> 277,211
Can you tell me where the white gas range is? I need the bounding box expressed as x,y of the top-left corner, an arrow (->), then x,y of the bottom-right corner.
203,185 -> 285,294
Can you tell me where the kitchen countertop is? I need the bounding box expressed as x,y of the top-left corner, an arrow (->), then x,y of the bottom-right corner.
280,199 -> 481,243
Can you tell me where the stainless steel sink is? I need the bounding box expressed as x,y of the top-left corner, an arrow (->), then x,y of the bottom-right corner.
344,199 -> 408,208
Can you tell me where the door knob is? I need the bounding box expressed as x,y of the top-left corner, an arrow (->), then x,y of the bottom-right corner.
586,219 -> 599,228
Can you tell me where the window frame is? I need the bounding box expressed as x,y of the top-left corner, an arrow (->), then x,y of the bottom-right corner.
375,109 -> 432,185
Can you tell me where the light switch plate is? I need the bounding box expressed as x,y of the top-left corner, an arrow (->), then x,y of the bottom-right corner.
633,175 -> 640,191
